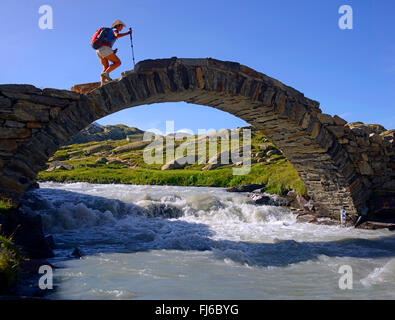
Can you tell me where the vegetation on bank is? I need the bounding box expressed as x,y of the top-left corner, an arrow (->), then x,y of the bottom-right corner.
0,200 -> 14,214
38,160 -> 306,196
37,125 -> 307,196
0,234 -> 23,291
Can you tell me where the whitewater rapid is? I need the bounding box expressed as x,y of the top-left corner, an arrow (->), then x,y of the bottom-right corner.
20,182 -> 395,299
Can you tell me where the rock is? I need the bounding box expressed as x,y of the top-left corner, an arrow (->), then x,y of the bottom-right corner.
286,191 -> 312,211
71,82 -> 101,95
95,157 -> 107,164
42,88 -> 80,100
4,120 -> 25,128
315,218 -> 339,226
369,133 -> 383,144
0,96 -> 11,107
106,158 -> 127,165
0,127 -> 31,139
68,150 -> 83,157
367,190 -> 395,220
26,122 -> 44,129
69,123 -> 145,145
249,193 -> 289,206
249,193 -> 272,205
112,140 -> 151,154
327,125 -> 346,138
201,148 -> 242,171
0,212 -> 54,258
71,248 -> 83,258
45,235 -> 56,249
83,143 -> 113,155
0,84 -> 42,95
266,148 -> 282,157
357,221 -> 395,231
358,161 -> 374,175
13,101 -> 50,122
317,113 -> 335,125
226,184 -> 265,193
304,200 -> 315,211
46,161 -> 73,172
296,214 -> 318,223
258,144 -> 272,150
201,163 -> 221,171
162,155 -> 199,170
333,115 -> 347,126
145,203 -> 184,219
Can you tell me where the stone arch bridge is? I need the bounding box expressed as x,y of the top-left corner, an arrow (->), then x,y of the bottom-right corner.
0,58 -> 394,220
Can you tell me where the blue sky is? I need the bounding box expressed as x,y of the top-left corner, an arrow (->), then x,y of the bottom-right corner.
1,0 -> 394,133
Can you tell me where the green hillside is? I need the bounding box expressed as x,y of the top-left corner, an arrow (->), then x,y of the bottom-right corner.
38,126 -> 307,196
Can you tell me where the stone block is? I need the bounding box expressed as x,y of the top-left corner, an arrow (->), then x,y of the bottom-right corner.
0,127 -> 31,139
134,57 -> 177,72
0,84 -> 42,95
333,115 -> 347,126
0,139 -> 18,151
42,88 -> 80,100
317,113 -> 335,125
0,96 -> 11,107
4,120 -> 25,128
358,161 -> 374,175
327,125 -> 346,138
14,101 -> 50,122
26,122 -> 44,129
369,133 -> 383,144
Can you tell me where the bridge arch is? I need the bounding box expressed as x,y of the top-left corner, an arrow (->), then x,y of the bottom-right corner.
1,58 -> 393,220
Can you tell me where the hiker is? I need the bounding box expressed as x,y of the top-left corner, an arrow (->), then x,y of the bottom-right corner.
93,19 -> 132,85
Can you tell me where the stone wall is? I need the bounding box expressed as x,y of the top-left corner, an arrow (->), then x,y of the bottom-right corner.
0,57 -> 394,221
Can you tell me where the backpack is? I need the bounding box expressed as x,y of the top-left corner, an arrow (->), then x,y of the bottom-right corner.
91,27 -> 112,49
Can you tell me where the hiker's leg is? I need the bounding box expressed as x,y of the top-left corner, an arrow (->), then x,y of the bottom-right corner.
104,54 -> 121,74
99,57 -> 109,85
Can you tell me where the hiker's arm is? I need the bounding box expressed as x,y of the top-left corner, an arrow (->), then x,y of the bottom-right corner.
113,29 -> 132,38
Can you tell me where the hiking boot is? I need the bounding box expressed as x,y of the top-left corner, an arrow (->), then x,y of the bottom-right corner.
101,72 -> 113,82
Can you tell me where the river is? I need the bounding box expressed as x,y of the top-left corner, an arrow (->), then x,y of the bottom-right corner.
20,182 -> 395,299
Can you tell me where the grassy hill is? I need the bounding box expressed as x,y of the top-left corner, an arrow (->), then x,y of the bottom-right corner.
38,125 -> 307,196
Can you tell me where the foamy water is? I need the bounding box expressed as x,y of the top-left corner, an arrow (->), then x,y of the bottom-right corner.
21,182 -> 395,299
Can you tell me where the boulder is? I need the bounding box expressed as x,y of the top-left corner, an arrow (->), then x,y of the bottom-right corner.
248,192 -> 289,206
226,184 -> 265,193
83,143 -> 113,156
67,123 -> 146,145
286,191 -> 313,211
333,115 -> 347,126
162,155 -> 199,170
202,148 -> 242,170
249,193 -> 271,205
106,158 -> 127,165
296,214 -> 318,223
112,140 -> 151,154
71,247 -> 83,258
95,157 -> 107,164
46,161 -> 73,172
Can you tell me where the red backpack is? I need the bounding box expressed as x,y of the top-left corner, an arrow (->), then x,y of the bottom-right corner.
91,27 -> 111,49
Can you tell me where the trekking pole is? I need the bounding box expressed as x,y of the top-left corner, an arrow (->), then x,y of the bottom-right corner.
129,28 -> 136,69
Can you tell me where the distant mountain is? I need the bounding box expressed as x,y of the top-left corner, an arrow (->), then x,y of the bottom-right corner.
68,123 -> 145,144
